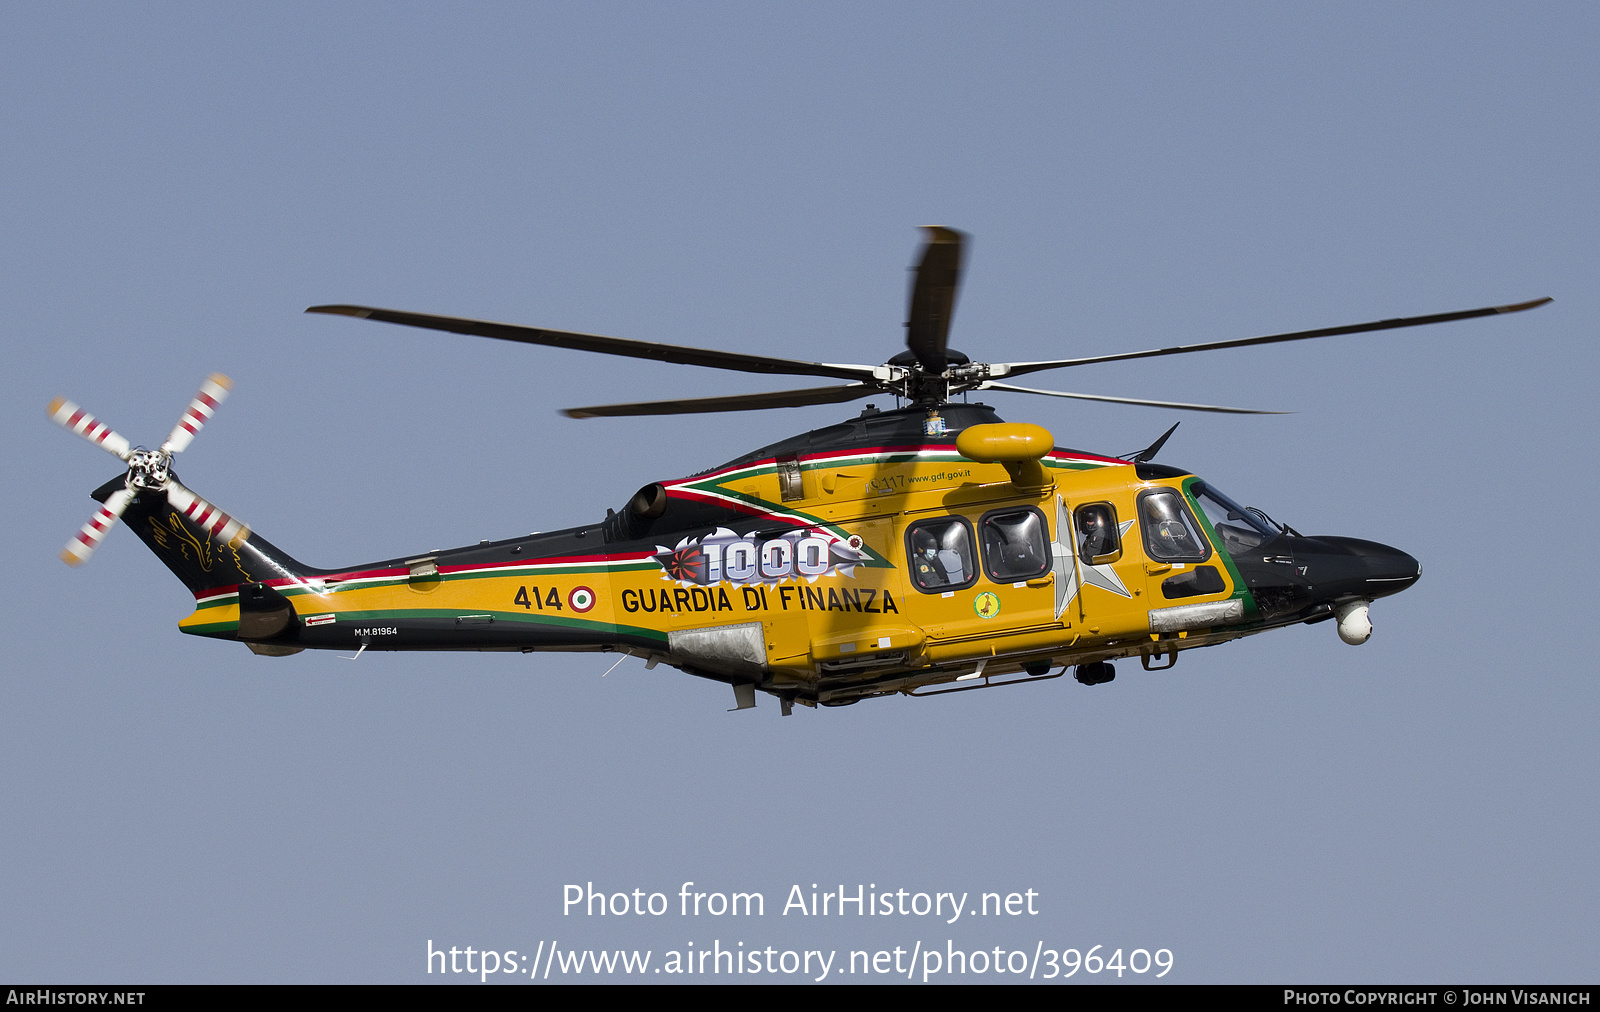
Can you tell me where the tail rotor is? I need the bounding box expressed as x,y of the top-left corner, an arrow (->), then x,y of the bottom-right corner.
49,373 -> 246,566
164,479 -> 248,545
160,373 -> 232,454
61,487 -> 134,566
46,397 -> 133,461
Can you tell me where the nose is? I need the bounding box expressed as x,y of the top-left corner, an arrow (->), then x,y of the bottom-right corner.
1301,536 -> 1421,600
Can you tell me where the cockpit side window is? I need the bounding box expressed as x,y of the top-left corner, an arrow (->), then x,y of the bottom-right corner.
979,507 -> 1049,582
1074,502 -> 1121,564
906,517 -> 977,592
1138,489 -> 1211,563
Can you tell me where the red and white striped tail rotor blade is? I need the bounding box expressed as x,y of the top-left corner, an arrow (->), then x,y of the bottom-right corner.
161,373 -> 233,454
164,481 -> 249,545
47,397 -> 132,460
60,487 -> 133,566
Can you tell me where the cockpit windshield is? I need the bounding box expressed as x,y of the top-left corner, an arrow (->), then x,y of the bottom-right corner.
1189,480 -> 1284,555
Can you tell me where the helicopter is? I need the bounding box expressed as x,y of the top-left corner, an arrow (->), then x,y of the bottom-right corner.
49,228 -> 1549,713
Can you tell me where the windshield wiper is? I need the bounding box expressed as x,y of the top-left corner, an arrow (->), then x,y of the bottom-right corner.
1249,506 -> 1301,538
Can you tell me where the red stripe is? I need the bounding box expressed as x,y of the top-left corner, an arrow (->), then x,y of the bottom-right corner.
665,487 -> 776,518
180,419 -> 199,434
67,409 -> 85,427
191,569 -> 389,600
74,531 -> 95,547
191,554 -> 644,599
668,444 -> 963,482
674,443 -> 1131,484
315,567 -> 410,582
197,392 -> 218,409
435,552 -> 650,575
192,574 -> 329,600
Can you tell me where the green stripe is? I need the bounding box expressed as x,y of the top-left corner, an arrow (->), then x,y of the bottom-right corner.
181,620 -> 239,637
1180,476 -> 1259,620
180,609 -> 669,646
250,560 -> 661,601
328,607 -> 661,639
1044,458 -> 1117,472
682,468 -> 896,569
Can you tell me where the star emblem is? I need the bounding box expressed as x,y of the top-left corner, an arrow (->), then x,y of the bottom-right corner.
1052,497 -> 1136,619
1051,497 -> 1077,619
1080,519 -> 1136,598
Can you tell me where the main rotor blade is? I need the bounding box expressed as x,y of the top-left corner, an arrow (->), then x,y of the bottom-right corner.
981,381 -> 1286,414
905,226 -> 965,373
61,487 -> 133,566
997,297 -> 1553,379
47,398 -> 132,460
563,383 -> 880,419
160,373 -> 232,454
307,305 -> 881,383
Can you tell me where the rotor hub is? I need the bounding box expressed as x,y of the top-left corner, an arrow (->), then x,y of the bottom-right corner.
126,449 -> 171,491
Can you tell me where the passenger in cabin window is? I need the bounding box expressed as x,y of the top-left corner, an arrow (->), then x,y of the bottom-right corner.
1077,505 -> 1116,561
912,527 -> 951,589
910,520 -> 973,591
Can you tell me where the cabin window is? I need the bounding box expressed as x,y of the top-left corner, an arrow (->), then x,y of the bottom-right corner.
980,507 -> 1050,582
1138,489 -> 1211,563
1074,502 -> 1121,564
906,517 -> 976,592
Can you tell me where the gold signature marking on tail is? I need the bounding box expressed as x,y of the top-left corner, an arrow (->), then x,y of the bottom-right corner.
149,512 -> 214,572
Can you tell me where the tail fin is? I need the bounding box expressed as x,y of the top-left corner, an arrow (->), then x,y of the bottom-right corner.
94,474 -> 315,594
